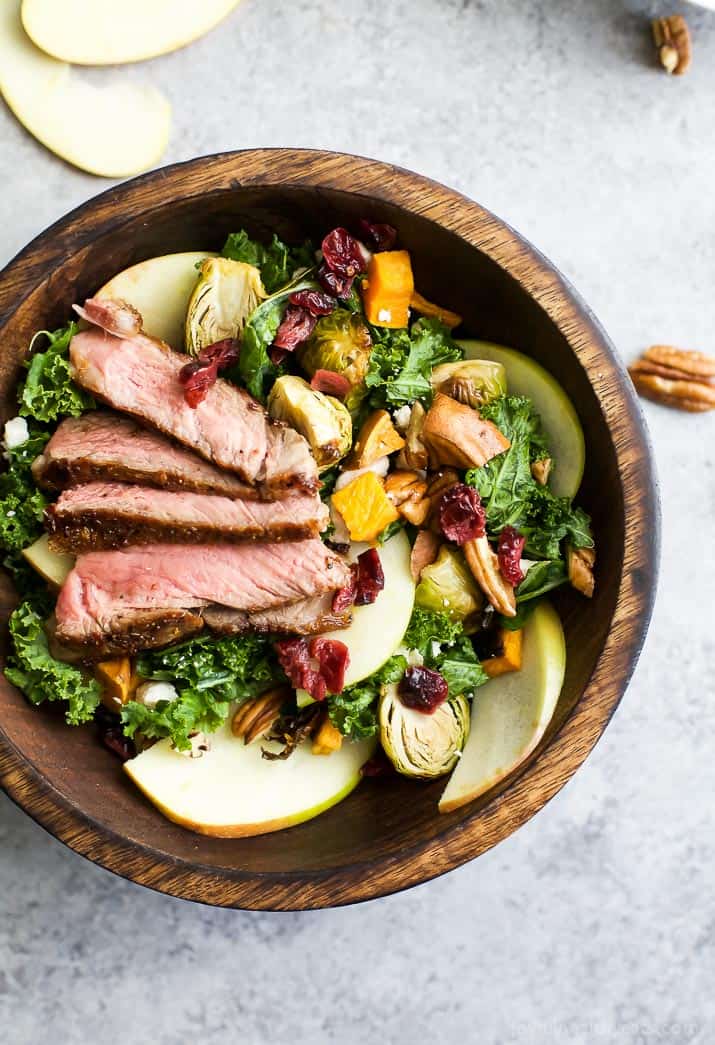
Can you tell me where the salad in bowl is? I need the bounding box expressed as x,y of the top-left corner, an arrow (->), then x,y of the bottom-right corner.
0,219 -> 595,836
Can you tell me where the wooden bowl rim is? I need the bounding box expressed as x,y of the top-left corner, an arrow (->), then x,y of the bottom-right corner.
0,148 -> 659,909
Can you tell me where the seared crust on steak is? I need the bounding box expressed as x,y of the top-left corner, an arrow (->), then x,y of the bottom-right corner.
46,482 -> 329,553
202,595 -> 350,636
55,608 -> 205,660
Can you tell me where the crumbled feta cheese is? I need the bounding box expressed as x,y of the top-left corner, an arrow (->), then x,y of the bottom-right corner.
406,648 -> 424,667
136,680 -> 178,708
377,308 -> 392,323
6,510 -> 15,518
3,416 -> 29,450
430,641 -> 442,659
334,456 -> 390,491
392,404 -> 412,432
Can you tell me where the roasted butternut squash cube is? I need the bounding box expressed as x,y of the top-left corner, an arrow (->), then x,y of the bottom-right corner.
312,715 -> 343,756
331,470 -> 399,542
481,628 -> 523,678
95,657 -> 137,709
362,250 -> 414,328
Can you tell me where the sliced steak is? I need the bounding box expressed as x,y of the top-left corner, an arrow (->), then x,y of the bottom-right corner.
202,594 -> 350,636
55,540 -> 351,657
69,327 -> 318,494
46,482 -> 329,552
32,411 -> 261,499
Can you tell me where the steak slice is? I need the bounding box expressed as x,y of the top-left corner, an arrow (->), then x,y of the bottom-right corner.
46,482 -> 329,552
55,541 -> 351,657
202,594 -> 350,636
32,411 -> 260,499
69,326 -> 318,494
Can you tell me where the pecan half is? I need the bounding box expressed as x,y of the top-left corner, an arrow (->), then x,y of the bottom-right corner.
231,686 -> 290,745
384,470 -> 430,524
642,345 -> 715,380
463,536 -> 516,617
531,457 -> 552,486
628,371 -> 715,413
567,544 -> 596,598
652,15 -> 691,75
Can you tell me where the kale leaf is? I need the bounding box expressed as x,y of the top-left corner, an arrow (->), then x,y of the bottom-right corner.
328,655 -> 406,739
126,633 -> 284,750
0,423 -> 50,553
19,323 -> 95,423
238,274 -> 318,401
5,602 -> 101,725
366,318 -> 462,408
222,230 -> 314,295
466,394 -> 593,559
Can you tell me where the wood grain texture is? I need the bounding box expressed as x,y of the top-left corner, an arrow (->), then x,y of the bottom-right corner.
0,149 -> 659,910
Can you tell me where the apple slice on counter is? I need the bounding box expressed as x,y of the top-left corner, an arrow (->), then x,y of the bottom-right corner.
439,600 -> 566,813
95,252 -> 214,349
22,534 -> 74,588
458,339 -> 585,497
0,1 -> 170,178
318,531 -> 415,689
21,0 -> 241,66
125,719 -> 375,837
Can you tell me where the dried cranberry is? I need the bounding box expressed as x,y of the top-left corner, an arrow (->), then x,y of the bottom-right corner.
321,228 -> 367,279
310,369 -> 351,399
309,637 -> 350,694
273,305 -> 318,352
289,289 -> 337,316
179,337 -> 239,408
318,262 -> 354,299
360,748 -> 395,778
275,638 -> 326,702
332,564 -> 358,612
497,526 -> 526,586
354,547 -> 385,606
398,666 -> 449,714
101,727 -> 135,762
358,219 -> 397,252
438,483 -> 486,544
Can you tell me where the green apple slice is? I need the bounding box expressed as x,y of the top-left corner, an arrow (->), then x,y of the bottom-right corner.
125,719 -> 375,837
22,533 -> 74,588
95,252 -> 214,350
439,600 -> 565,813
458,339 -> 585,497
21,0 -> 241,66
0,1 -> 170,178
318,531 -> 415,688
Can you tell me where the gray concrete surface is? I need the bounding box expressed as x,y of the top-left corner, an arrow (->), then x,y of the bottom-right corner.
1,1 -> 714,1042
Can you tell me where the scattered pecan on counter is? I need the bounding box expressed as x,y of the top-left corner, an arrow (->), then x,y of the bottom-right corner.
652,15 -> 692,75
629,346 -> 715,413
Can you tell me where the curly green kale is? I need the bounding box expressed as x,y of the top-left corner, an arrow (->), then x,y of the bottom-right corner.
366,318 -> 463,408
5,602 -> 101,725
19,323 -> 95,423
221,230 -> 314,295
0,423 -> 50,553
123,633 -> 285,751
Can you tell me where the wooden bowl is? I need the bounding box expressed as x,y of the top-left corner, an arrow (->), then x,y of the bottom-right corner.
0,150 -> 658,909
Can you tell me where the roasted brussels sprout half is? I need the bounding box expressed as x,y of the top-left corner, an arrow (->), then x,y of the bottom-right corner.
298,309 -> 372,414
267,375 -> 352,472
431,359 -> 506,409
379,683 -> 470,778
186,258 -> 266,355
415,546 -> 483,621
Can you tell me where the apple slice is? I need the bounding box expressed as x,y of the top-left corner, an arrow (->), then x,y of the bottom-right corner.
0,1 -> 170,178
125,719 -> 375,837
318,531 -> 415,688
21,0 -> 241,66
439,600 -> 565,813
22,533 -> 74,588
458,339 -> 585,497
95,252 -> 214,349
